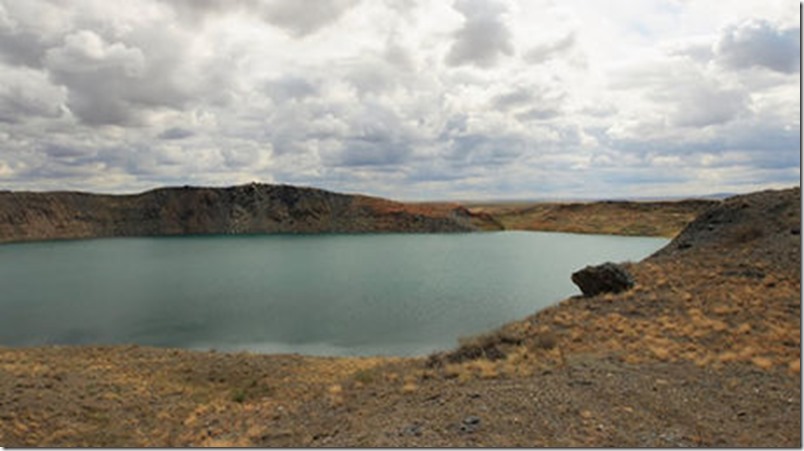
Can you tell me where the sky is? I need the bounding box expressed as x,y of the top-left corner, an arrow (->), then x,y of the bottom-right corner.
0,0 -> 799,200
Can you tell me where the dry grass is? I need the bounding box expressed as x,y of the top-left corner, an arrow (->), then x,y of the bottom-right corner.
468,199 -> 715,237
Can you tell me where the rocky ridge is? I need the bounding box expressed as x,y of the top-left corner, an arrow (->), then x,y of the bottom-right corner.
0,184 -> 493,243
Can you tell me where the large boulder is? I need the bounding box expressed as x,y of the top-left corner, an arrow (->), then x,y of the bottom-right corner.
571,262 -> 634,297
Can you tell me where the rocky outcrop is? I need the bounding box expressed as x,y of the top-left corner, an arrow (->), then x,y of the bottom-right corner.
650,187 -> 801,276
571,262 -> 635,296
0,183 -> 500,243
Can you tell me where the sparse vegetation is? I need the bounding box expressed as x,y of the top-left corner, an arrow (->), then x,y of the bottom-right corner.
467,199 -> 717,237
231,389 -> 246,403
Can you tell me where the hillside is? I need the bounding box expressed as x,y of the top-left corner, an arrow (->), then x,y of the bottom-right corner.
0,184 -> 491,243
0,184 -> 724,244
0,187 -> 800,447
467,199 -> 717,237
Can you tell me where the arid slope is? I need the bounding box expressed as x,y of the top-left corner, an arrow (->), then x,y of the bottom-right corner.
467,199 -> 717,237
0,183 -> 720,244
0,184 -> 490,243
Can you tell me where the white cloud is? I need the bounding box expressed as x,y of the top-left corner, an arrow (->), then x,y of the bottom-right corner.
0,64 -> 65,123
0,0 -> 797,200
445,0 -> 514,68
524,32 -> 576,64
714,19 -> 799,74
45,30 -> 145,76
259,0 -> 360,38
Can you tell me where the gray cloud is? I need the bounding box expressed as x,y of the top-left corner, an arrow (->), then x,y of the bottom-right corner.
0,65 -> 65,123
158,127 -> 194,140
491,85 -> 566,121
0,28 -> 50,68
445,0 -> 513,68
515,107 -> 561,121
40,22 -> 220,126
335,138 -> 411,167
610,61 -> 749,128
266,76 -> 319,104
524,32 -> 576,64
383,40 -> 416,72
43,31 -> 149,125
259,0 -> 360,38
491,87 -> 533,111
658,83 -> 748,128
714,19 -> 799,74
165,0 -> 360,37
325,104 -> 414,167
345,63 -> 398,96
446,133 -> 525,167
0,1 -> 797,200
604,115 -> 799,170
165,0 -> 241,25
0,0 -> 67,67
45,30 -> 145,76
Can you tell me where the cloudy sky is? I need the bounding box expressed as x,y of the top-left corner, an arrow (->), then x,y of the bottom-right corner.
0,0 -> 799,200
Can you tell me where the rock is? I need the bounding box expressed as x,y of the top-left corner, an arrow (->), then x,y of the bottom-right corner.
459,416 -> 481,434
400,422 -> 424,437
571,262 -> 634,296
463,416 -> 481,425
652,187 -> 800,260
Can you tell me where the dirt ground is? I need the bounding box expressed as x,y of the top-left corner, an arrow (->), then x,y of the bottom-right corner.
0,187 -> 800,447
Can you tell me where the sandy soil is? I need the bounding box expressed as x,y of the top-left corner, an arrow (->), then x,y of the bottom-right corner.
0,187 -> 799,447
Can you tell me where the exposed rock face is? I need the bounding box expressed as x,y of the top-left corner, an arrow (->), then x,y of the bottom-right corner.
571,262 -> 635,296
650,187 -> 801,277
0,183 -> 498,243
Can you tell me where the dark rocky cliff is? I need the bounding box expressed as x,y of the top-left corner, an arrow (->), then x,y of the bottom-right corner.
651,187 -> 801,275
0,183 -> 493,243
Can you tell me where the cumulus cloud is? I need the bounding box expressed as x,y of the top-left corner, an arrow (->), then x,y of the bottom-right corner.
491,87 -> 533,111
166,0 -> 239,24
43,31 -> 150,125
524,32 -> 576,64
266,76 -> 319,104
0,0 -> 798,200
0,0 -> 71,67
609,58 -> 750,130
45,30 -> 145,76
166,0 -> 360,37
445,0 -> 513,68
490,84 -> 566,123
714,19 -> 799,74
259,0 -> 360,38
0,65 -> 65,123
157,127 -> 194,140
39,20 -> 225,127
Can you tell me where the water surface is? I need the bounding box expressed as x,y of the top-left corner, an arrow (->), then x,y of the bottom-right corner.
0,232 -> 667,356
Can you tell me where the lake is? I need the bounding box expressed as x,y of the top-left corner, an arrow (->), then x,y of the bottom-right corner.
0,232 -> 668,356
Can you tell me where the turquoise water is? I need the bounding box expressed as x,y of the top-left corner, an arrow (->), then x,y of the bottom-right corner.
0,232 -> 667,356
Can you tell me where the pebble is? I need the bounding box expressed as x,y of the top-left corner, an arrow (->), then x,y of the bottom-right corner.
463,416 -> 481,425
459,416 -> 481,434
400,422 -> 424,437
